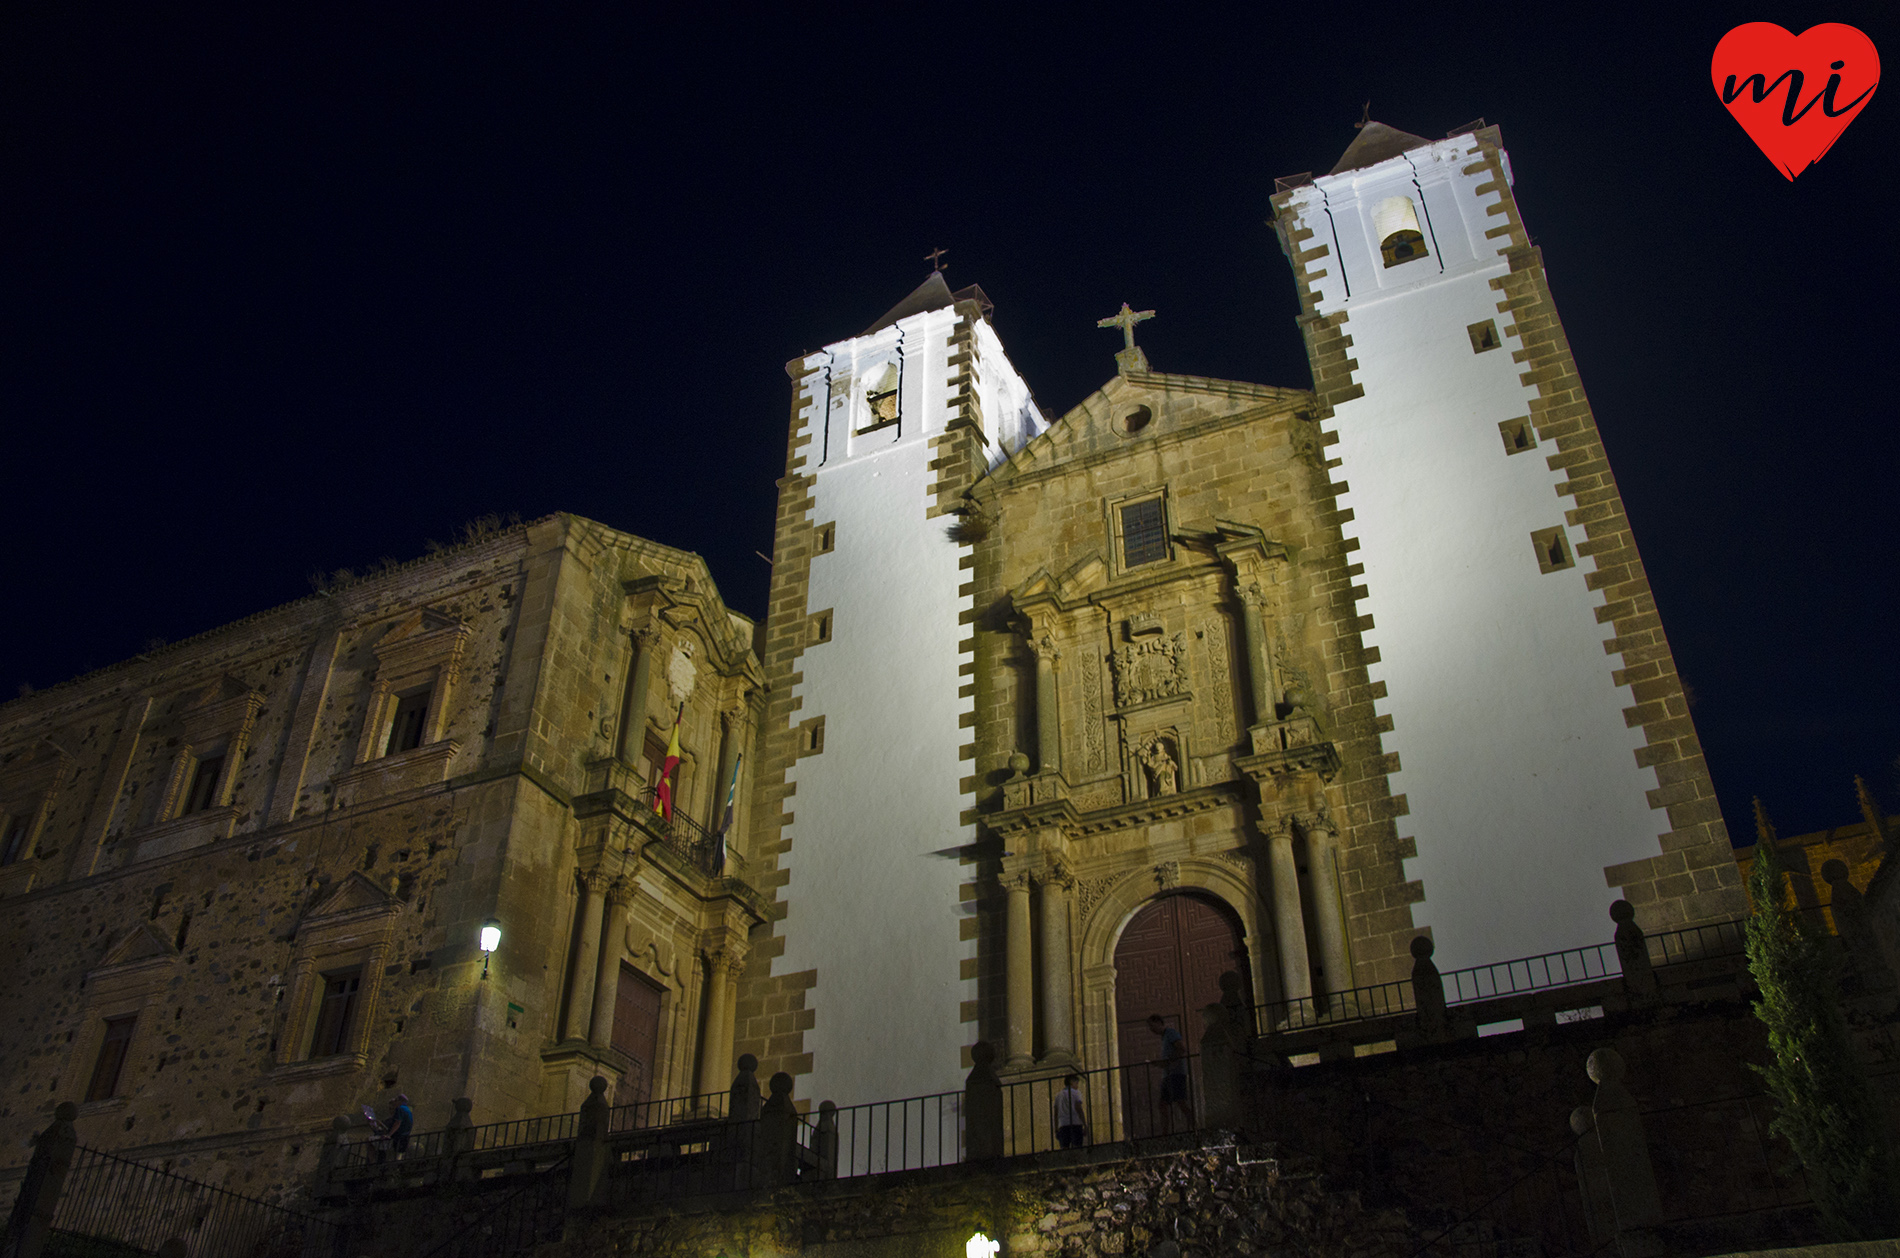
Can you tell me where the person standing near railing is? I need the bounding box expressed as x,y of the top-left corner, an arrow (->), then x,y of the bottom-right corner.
1054,1074 -> 1087,1149
1147,1015 -> 1193,1134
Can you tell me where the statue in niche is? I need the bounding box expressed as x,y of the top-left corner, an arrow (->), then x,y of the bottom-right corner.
1138,735 -> 1180,797
1110,632 -> 1190,707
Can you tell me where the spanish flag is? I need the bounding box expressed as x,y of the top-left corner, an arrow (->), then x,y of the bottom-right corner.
654,705 -> 683,819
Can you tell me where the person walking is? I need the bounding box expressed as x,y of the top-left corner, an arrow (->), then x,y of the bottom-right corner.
1147,1014 -> 1193,1134
387,1093 -> 415,1155
1053,1074 -> 1088,1149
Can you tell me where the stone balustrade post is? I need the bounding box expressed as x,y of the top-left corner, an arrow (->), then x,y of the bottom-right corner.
964,1041 -> 1004,1161
2,1101 -> 77,1258
1219,970 -> 1251,1039
1587,1048 -> 1663,1230
1198,1003 -> 1242,1130
727,1054 -> 763,1123
315,1114 -> 351,1188
1038,863 -> 1075,1062
1004,873 -> 1035,1066
1410,936 -> 1447,1039
812,1101 -> 839,1180
1262,818 -> 1313,1010
1033,635 -> 1061,775
1570,1106 -> 1617,1243
567,1076 -> 610,1210
442,1097 -> 475,1183
1610,900 -> 1657,1002
755,1073 -> 800,1188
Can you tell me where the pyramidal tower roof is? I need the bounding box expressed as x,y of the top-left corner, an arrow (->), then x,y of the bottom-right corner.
862,272 -> 956,335
1328,121 -> 1433,176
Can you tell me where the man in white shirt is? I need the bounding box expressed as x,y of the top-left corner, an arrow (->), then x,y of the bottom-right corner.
1054,1073 -> 1087,1149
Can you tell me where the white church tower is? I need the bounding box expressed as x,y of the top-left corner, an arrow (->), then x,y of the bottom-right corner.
741,273 -> 1044,1105
1270,122 -> 1745,969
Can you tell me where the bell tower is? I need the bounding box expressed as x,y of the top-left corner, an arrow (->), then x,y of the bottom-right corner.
1270,122 -> 1745,969
740,272 -> 1044,1105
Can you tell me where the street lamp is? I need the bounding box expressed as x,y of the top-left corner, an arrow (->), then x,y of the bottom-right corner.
966,1233 -> 999,1258
479,918 -> 501,979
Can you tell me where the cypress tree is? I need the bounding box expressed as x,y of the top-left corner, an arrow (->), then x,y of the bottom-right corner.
1745,798 -> 1897,1240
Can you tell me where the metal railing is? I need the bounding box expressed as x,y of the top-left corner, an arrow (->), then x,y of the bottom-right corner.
819,1091 -> 963,1178
52,1144 -> 338,1258
604,1116 -> 807,1204
636,787 -> 726,877
1646,918 -> 1748,967
608,1087 -> 729,1133
337,1108 -> 579,1170
415,1154 -> 570,1258
998,1056 -> 1203,1157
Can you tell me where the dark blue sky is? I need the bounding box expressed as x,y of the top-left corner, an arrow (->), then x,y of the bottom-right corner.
2,4 -> 1894,839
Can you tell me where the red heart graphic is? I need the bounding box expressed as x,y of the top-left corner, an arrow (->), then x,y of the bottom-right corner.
1712,23 -> 1879,180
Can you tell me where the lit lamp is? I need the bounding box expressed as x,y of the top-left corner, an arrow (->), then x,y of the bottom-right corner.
966,1233 -> 999,1258
479,918 -> 501,979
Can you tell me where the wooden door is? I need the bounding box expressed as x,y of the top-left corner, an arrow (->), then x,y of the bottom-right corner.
612,964 -> 663,1110
1113,893 -> 1249,1136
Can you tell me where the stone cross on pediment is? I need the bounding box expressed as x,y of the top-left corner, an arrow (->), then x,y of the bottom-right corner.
1096,302 -> 1156,350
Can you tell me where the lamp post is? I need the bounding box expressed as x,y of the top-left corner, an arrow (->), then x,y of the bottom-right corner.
479,918 -> 501,979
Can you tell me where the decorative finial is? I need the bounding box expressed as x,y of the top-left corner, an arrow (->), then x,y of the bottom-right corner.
1753,796 -> 1778,846
1355,101 -> 1371,130
1095,301 -> 1157,376
1857,776 -> 1890,851
925,247 -> 948,273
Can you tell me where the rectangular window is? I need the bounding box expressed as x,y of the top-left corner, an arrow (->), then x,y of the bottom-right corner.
386,689 -> 433,756
86,1015 -> 137,1101
183,754 -> 225,815
1,815 -> 31,866
1467,320 -> 1502,353
309,969 -> 363,1058
1119,498 -> 1170,568
1530,526 -> 1576,574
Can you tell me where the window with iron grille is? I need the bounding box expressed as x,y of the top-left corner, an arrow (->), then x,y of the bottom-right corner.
1120,498 -> 1169,568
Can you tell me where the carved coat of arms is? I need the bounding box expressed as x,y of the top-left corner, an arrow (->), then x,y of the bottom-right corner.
1109,632 -> 1189,707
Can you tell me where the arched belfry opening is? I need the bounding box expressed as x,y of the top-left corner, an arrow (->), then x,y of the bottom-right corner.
1112,892 -> 1251,1135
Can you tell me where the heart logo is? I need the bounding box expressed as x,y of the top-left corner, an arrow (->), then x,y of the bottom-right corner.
1712,23 -> 1879,179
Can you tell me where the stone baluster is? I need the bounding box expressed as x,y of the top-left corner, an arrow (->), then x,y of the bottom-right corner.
1218,970 -> 1250,1039
444,1098 -> 475,1180
755,1073 -> 800,1188
1570,1106 -> 1617,1243
567,1076 -> 610,1209
562,869 -> 608,1041
1198,1002 -> 1241,1130
1237,582 -> 1279,726
1004,872 -> 1035,1067
1262,818 -> 1313,1009
1038,863 -> 1075,1063
315,1115 -> 351,1190
964,1041 -> 1003,1161
1587,1047 -> 1663,1230
1034,634 -> 1061,776
1297,811 -> 1351,1003
727,1054 -> 763,1123
1610,899 -> 1657,1002
812,1101 -> 839,1180
696,947 -> 746,1102
588,878 -> 635,1047
1410,936 -> 1446,1039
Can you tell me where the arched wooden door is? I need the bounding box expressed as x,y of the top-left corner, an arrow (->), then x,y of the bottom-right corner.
1113,893 -> 1250,1136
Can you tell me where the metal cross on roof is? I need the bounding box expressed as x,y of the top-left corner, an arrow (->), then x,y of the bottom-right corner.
925,247 -> 948,272
1096,302 -> 1156,350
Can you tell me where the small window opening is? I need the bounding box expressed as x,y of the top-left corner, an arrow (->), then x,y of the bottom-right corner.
809,612 -> 832,645
1498,418 -> 1536,455
183,754 -> 225,815
386,689 -> 432,756
858,363 -> 900,434
2,816 -> 32,866
1531,526 -> 1575,574
174,911 -> 192,952
86,1015 -> 137,1102
308,969 -> 363,1059
1119,498 -> 1170,568
816,522 -> 836,554
798,717 -> 825,757
1121,405 -> 1153,435
1374,196 -> 1428,268
1467,320 -> 1502,353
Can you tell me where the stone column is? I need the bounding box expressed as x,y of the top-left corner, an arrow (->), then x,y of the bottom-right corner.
1263,818 -> 1312,1006
1034,635 -> 1061,776
1004,872 -> 1035,1067
695,946 -> 745,1101
1299,812 -> 1351,1000
615,626 -> 658,765
563,869 -> 607,1042
588,878 -> 634,1048
1237,582 -> 1279,726
1038,863 -> 1075,1063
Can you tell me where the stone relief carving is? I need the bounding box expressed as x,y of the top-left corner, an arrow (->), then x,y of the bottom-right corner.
667,640 -> 698,705
1075,874 -> 1124,923
1197,618 -> 1235,747
1110,632 -> 1189,707
1082,656 -> 1104,771
1154,860 -> 1180,891
1273,634 -> 1316,708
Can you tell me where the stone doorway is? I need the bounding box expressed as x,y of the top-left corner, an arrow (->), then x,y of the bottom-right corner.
612,963 -> 663,1108
1113,892 -> 1250,1137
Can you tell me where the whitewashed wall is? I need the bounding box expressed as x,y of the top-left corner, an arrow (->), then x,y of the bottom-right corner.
1281,138 -> 1660,970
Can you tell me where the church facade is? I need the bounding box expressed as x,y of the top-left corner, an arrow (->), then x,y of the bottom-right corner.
735,121 -> 1746,1107
0,119 -> 1749,1192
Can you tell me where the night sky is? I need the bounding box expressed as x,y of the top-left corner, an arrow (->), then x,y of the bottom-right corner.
3,6 -> 1894,841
